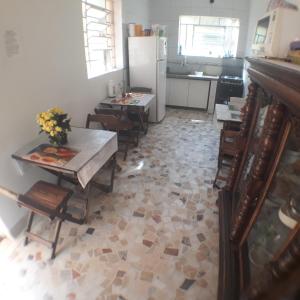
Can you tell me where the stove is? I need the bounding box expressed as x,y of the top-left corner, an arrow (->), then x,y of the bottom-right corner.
216,75 -> 244,104
220,75 -> 243,85
221,75 -> 242,80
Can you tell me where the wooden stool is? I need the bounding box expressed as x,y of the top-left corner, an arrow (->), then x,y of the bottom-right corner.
0,181 -> 73,259
21,181 -> 73,259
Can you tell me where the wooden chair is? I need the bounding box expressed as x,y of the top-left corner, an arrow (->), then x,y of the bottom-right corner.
0,181 -> 73,259
87,111 -> 139,161
213,128 -> 242,188
128,87 -> 152,134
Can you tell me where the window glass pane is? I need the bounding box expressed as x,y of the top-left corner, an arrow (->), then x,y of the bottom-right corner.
87,22 -> 106,32
178,15 -> 240,58
185,25 -> 194,50
87,7 -> 107,19
200,16 -> 220,26
178,24 -> 187,53
85,0 -> 106,8
180,16 -> 200,25
82,0 -> 116,78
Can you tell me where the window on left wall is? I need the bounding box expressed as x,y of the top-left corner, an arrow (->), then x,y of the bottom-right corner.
82,0 -> 116,79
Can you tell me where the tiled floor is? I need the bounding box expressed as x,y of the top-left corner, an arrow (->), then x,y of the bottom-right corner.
0,108 -> 220,300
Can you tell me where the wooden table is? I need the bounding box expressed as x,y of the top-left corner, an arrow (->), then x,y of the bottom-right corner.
12,127 -> 118,223
97,93 -> 155,133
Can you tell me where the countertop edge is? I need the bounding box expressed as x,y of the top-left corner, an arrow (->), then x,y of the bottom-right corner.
167,74 -> 219,81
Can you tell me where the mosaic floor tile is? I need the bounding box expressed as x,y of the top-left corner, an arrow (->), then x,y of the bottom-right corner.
0,108 -> 219,300
180,279 -> 196,290
86,228 -> 95,235
140,271 -> 154,282
164,247 -> 179,256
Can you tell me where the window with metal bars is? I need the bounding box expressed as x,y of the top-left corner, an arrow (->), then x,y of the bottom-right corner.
178,16 -> 240,58
82,0 -> 116,78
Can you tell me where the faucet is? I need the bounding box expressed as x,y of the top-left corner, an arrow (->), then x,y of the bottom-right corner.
181,55 -> 187,66
178,46 -> 187,66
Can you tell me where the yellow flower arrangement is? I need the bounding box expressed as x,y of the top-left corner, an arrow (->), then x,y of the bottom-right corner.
37,107 -> 71,146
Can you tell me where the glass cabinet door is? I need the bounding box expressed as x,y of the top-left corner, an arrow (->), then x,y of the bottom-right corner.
247,122 -> 300,282
234,88 -> 272,208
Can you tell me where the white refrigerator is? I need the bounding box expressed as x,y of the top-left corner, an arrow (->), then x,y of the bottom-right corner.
128,36 -> 167,123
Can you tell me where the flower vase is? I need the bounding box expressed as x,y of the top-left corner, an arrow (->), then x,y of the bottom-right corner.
49,132 -> 68,146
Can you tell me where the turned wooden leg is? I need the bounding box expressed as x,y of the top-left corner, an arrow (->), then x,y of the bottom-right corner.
138,111 -> 145,133
144,110 -> 149,135
84,183 -> 91,224
135,131 -> 139,147
57,173 -> 62,186
123,142 -> 129,161
24,212 -> 35,246
51,205 -> 67,259
109,154 -> 116,193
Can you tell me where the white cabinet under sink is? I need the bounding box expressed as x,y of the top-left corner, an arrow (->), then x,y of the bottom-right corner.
188,80 -> 209,109
166,78 -> 189,106
166,78 -> 211,109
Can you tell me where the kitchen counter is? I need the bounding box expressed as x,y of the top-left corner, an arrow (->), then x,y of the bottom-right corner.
166,73 -> 219,113
167,73 -> 219,81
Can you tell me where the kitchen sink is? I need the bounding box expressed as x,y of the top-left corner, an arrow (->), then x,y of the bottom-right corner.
167,71 -> 218,78
167,72 -> 191,76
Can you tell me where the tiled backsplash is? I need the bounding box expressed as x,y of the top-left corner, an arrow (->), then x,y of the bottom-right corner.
167,57 -> 244,77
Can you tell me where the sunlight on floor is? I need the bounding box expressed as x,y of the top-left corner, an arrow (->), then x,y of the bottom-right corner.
0,109 -> 220,300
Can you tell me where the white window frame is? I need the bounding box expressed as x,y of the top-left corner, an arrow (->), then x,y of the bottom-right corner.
178,15 -> 240,58
82,0 -> 123,79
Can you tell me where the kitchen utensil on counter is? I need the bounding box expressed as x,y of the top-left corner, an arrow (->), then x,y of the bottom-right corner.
151,24 -> 167,37
159,25 -> 167,37
144,29 -> 152,36
151,24 -> 160,36
194,71 -> 204,76
128,23 -> 136,37
134,24 -> 144,36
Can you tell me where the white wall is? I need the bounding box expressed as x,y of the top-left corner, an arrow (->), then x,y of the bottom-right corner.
123,0 -> 150,27
245,0 -> 269,56
122,0 -> 150,83
150,0 -> 250,63
0,0 -> 149,237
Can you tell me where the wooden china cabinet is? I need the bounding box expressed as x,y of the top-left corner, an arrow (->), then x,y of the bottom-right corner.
218,58 -> 300,300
